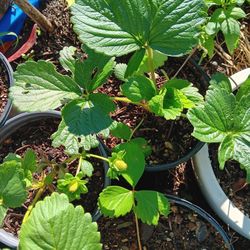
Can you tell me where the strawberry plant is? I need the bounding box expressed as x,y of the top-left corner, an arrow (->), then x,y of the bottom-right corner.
98,140 -> 170,250
188,73 -> 250,182
200,0 -> 247,58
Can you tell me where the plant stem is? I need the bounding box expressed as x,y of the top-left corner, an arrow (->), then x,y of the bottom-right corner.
112,96 -> 149,111
129,117 -> 144,141
76,156 -> 83,175
134,213 -> 142,250
23,185 -> 45,223
146,46 -> 156,84
86,153 -> 110,163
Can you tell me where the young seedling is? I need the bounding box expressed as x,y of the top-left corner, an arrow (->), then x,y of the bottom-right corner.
200,0 -> 247,58
98,140 -> 170,250
187,73 -> 250,182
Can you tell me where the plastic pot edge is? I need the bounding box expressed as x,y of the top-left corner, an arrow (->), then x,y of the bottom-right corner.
0,52 -> 13,128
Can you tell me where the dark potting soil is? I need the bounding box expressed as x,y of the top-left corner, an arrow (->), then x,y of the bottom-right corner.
99,57 -> 208,165
0,61 -> 8,116
0,118 -> 105,236
209,144 -> 250,218
98,204 -> 228,250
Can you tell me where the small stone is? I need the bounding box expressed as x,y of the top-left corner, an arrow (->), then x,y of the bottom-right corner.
166,238 -> 172,242
121,239 -> 129,243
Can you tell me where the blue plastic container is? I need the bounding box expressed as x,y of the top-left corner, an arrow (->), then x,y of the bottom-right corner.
0,0 -> 40,42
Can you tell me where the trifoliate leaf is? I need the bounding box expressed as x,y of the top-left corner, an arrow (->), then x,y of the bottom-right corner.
188,85 -> 250,170
114,140 -> 146,187
0,161 -> 27,208
134,191 -> 170,225
74,46 -> 115,91
57,173 -> 88,201
0,205 -> 7,226
71,0 -> 206,57
59,46 -> 77,74
110,122 -> 132,140
98,186 -> 133,217
51,120 -> 100,154
121,76 -> 157,102
10,61 -> 81,111
125,49 -> 145,78
19,193 -> 101,250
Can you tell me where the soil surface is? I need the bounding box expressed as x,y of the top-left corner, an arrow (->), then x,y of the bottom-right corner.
100,57 -> 208,165
209,144 -> 250,217
0,118 -> 105,236
0,61 -> 8,116
98,205 -> 228,250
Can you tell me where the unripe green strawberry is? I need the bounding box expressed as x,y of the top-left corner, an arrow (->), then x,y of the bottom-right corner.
69,180 -> 79,193
114,159 -> 127,171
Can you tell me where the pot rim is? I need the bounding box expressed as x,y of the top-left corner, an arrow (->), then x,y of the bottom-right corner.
0,52 -> 13,128
0,111 -> 110,248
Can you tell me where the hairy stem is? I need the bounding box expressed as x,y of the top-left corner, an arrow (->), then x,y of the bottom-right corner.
23,185 -> 46,223
129,117 -> 144,141
134,213 -> 142,250
86,153 -> 110,163
146,46 -> 156,84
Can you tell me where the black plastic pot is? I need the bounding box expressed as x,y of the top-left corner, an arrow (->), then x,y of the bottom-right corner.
0,52 -> 13,128
97,194 -> 233,249
0,111 -> 111,248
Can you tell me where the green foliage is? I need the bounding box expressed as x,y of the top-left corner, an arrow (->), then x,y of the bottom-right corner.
134,191 -> 170,225
19,193 -> 101,250
10,60 -> 82,111
188,75 -> 250,181
110,122 -> 132,140
0,206 -> 7,226
98,186 -> 134,217
202,1 -> 246,56
71,0 -> 206,57
80,159 -> 94,177
57,172 -> 88,201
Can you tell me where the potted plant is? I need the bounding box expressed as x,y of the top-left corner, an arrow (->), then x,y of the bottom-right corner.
0,52 -> 13,128
0,111 -> 114,248
188,69 -> 250,238
68,0 -> 210,171
97,141 -> 233,249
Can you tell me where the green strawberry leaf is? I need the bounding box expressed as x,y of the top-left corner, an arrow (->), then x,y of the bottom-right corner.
210,73 -> 232,93
125,49 -> 145,78
71,0 -> 205,57
121,75 -> 157,102
131,138 -> 152,157
80,159 -> 94,177
62,94 -> 115,136
0,205 -> 7,226
98,186 -> 133,217
110,122 -> 132,140
10,61 -> 81,111
51,120 -> 100,154
148,88 -> 183,120
134,191 -> 170,225
114,140 -> 146,187
74,46 -> 115,91
236,77 -> 250,101
22,149 -> 37,174
188,84 -> 250,170
0,161 -> 27,208
19,193 -> 101,250
221,17 -> 240,54
137,50 -> 168,74
114,63 -> 127,81
59,46 -> 77,74
226,6 -> 246,20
